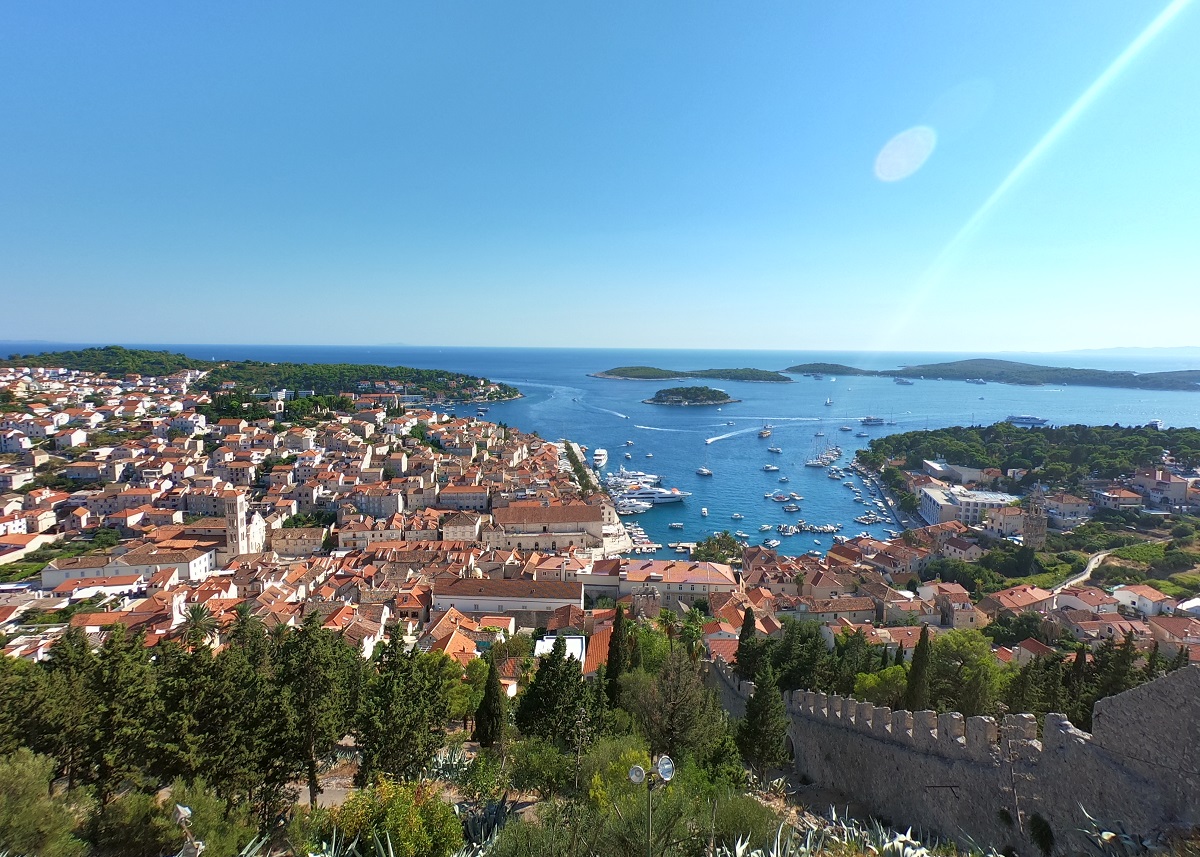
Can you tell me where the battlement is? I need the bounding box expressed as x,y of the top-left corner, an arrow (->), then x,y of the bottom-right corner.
708,658 -> 1200,853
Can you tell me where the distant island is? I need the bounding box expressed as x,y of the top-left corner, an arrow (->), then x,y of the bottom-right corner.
644,385 -> 739,406
0,345 -> 521,402
784,358 -> 1200,392
593,366 -> 792,383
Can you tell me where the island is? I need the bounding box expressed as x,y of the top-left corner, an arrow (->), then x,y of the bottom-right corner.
644,385 -> 740,406
0,345 -> 522,402
593,366 -> 792,383
784,358 -> 1200,392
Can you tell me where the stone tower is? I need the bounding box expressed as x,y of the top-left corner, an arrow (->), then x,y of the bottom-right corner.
223,489 -> 249,556
1023,484 -> 1047,550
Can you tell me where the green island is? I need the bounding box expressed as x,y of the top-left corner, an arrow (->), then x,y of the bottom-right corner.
593,366 -> 792,383
0,345 -> 521,401
644,385 -> 739,406
784,357 -> 1200,391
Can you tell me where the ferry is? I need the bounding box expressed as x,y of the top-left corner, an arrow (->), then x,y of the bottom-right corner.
592,448 -> 608,468
860,416 -> 885,426
1006,415 -> 1049,426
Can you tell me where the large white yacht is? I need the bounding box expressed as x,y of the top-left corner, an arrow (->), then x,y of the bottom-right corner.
592,448 -> 608,468
614,485 -> 691,504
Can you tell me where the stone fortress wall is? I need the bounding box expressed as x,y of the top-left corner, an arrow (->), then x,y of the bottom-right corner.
709,660 -> 1200,853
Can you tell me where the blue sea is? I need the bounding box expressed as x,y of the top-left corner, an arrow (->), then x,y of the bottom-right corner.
6,342 -> 1200,556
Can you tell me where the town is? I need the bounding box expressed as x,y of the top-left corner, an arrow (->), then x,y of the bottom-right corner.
1,357 -> 1199,856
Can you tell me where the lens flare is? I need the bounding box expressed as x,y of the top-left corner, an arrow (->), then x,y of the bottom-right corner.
874,126 -> 938,182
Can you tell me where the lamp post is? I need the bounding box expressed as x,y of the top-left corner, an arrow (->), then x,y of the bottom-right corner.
628,755 -> 675,857
174,803 -> 205,857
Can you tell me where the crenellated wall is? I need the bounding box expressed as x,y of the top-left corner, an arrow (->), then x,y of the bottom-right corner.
708,660 -> 1200,853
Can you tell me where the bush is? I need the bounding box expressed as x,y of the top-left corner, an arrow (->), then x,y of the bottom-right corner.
89,779 -> 258,857
327,780 -> 463,857
0,749 -> 86,857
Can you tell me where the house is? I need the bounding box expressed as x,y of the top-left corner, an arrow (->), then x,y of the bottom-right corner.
1129,468 -> 1190,508
781,595 -> 876,624
1055,586 -> 1119,614
942,536 -> 983,562
431,578 -> 584,624
1112,584 -> 1176,618
1044,493 -> 1090,528
1093,487 -> 1143,512
976,584 -> 1054,620
1147,615 -> 1200,661
486,502 -> 605,551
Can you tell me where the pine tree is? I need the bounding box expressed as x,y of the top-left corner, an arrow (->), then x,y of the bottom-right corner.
89,625 -> 158,805
605,604 -> 628,703
355,638 -> 450,784
735,663 -> 789,783
28,627 -> 96,790
474,658 -> 505,749
903,625 -> 931,711
514,636 -> 585,747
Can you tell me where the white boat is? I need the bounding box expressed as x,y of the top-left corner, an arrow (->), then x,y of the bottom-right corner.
625,440 -> 635,446
731,513 -> 744,520
763,464 -> 780,472
1006,415 -> 1049,426
783,503 -> 801,512
592,448 -> 608,467
824,398 -> 833,406
625,452 -> 632,459
759,524 -> 772,532
1149,419 -> 1165,430
764,539 -> 781,548
778,476 -> 789,483
669,522 -> 684,529
615,485 -> 692,504
696,466 -> 713,476
860,416 -> 885,426
609,466 -> 661,485
767,447 -> 782,454
701,507 -> 709,516
855,431 -> 869,438
734,531 -> 750,539
646,453 -> 653,458
839,426 -> 852,432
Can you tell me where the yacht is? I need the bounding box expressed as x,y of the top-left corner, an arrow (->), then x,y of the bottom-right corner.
783,503 -> 801,512
965,378 -> 987,385
778,476 -> 789,483
763,464 -> 780,472
759,524 -> 772,532
1006,415 -> 1049,426
767,446 -> 783,454
734,530 -> 750,539
609,466 -> 661,485
668,522 -> 684,529
893,378 -> 914,385
696,466 -> 713,476
1149,419 -> 1165,430
625,452 -> 632,459
860,416 -> 885,426
615,485 -> 691,504
615,500 -> 652,515
625,440 -> 635,446
701,507 -> 709,516
839,425 -> 852,432
646,453 -> 653,458
592,448 -> 608,468
731,513 -> 744,520
855,431 -> 869,438
764,539 -> 781,548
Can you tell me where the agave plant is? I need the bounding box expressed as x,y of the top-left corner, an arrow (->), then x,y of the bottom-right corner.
423,745 -> 471,781
1078,809 -> 1164,857
454,796 -> 517,846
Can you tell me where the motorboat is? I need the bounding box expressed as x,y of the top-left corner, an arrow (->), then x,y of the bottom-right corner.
731,513 -> 744,520
767,447 -> 782,454
783,503 -> 801,512
646,453 -> 653,458
778,476 -> 789,483
839,426 -> 852,432
625,440 -> 635,445
625,453 -> 632,459
855,431 -> 869,438
669,522 -> 684,529
763,464 -> 780,472
701,507 -> 708,516
696,466 -> 713,476
759,524 -> 772,532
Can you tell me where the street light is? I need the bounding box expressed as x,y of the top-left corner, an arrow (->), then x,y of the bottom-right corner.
628,755 -> 675,857
174,804 -> 205,857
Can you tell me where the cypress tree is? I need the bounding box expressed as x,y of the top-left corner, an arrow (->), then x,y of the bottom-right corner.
903,625 -> 931,711
474,658 -> 505,749
735,663 -> 789,783
606,604 -> 628,703
1169,645 -> 1190,671
735,606 -> 758,680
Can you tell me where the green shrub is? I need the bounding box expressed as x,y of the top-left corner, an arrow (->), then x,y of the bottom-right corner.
0,749 -> 86,857
327,780 -> 463,857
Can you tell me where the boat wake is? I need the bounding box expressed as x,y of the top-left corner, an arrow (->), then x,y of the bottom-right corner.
593,406 -> 630,419
634,425 -> 692,433
705,427 -> 760,444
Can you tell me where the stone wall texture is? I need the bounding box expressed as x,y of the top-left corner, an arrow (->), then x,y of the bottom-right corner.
707,660 -> 1200,854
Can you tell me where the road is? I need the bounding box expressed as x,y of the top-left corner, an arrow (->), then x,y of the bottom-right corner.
1052,549 -> 1110,593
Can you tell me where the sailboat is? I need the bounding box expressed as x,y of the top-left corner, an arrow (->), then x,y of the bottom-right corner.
824,398 -> 833,407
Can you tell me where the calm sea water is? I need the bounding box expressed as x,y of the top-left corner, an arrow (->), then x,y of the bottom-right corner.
7,342 -> 1200,556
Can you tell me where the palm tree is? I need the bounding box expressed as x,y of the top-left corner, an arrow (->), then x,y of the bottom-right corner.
680,608 -> 706,662
229,601 -> 264,649
655,610 -> 680,651
181,603 -> 218,650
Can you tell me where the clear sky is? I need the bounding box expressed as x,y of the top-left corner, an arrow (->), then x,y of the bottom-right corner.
2,2 -> 1197,351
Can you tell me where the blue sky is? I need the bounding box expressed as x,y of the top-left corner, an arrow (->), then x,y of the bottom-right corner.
2,2 -> 1197,351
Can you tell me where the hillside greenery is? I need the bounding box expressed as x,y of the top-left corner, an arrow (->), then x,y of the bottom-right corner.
785,357 -> 1200,391
859,423 -> 1200,487
597,366 -> 792,383
0,345 -> 519,401
646,385 -> 737,405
